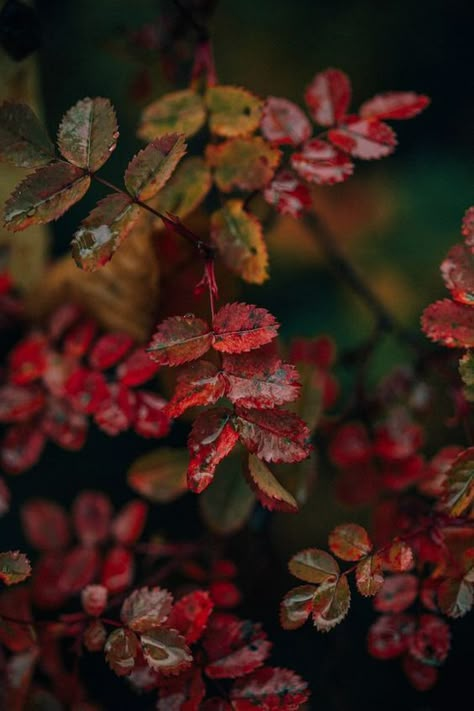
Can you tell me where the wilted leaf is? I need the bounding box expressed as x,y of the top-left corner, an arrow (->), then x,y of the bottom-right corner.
206,85 -> 263,137
124,133 -> 187,201
291,138 -> 354,184
127,448 -> 188,503
139,89 -> 205,140
443,447 -> 474,516
305,68 -> 351,126
105,627 -> 138,676
199,451 -> 255,534
280,585 -> 315,629
188,409 -> 239,493
203,613 -> 270,678
246,454 -> 298,512
71,193 -> 141,271
312,575 -> 350,632
57,97 -> 118,171
288,548 -> 339,584
0,551 -> 31,585
121,586 -> 173,632
148,315 -> 212,366
235,407 -> 311,464
355,554 -> 384,596
212,303 -> 279,353
359,92 -> 430,120
261,97 -> 312,146
422,299 -> 474,347
230,666 -> 310,710
140,628 -> 192,675
328,523 -> 372,561
149,156 -> 211,220
4,162 -> 90,231
328,117 -> 397,160
210,200 -> 268,284
206,137 -> 280,192
0,102 -> 54,167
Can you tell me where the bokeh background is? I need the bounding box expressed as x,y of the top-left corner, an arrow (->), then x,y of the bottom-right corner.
2,0 -> 474,708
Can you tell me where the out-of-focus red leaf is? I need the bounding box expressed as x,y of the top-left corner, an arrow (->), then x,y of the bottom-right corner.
329,422 -> 372,467
328,117 -> 397,159
462,206 -> 474,249
63,318 -> 98,359
374,574 -> 418,613
291,139 -> 354,185
1,423 -> 46,474
368,613 -> 415,659
116,347 -> 160,386
41,399 -> 88,450
58,546 -> 100,595
21,499 -> 70,552
0,384 -> 45,423
402,654 -> 438,691
157,668 -> 205,711
133,391 -> 170,439
112,500 -> 147,545
127,448 -> 188,503
94,384 -> 137,435
64,368 -> 108,415
102,546 -> 134,594
230,666 -> 310,710
261,97 -> 312,146
408,614 -> 450,665
73,491 -> 112,546
263,169 -> 312,218
8,334 -> 47,385
359,92 -> 430,120
88,332 -> 134,370
31,553 -> 67,609
0,587 -> 36,652
203,613 -> 271,679
81,584 -> 108,617
305,68 -> 351,126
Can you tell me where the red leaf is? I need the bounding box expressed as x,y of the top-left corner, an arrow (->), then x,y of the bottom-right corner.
291,139 -> 354,185
41,398 -> 88,450
235,407 -> 311,464
374,574 -> 418,613
263,169 -> 312,218
63,318 -> 98,358
94,383 -> 137,435
212,303 -> 279,354
133,390 -> 170,438
359,92 -> 430,120
81,584 -> 108,617
105,627 -> 138,676
58,546 -> 100,595
148,315 -> 212,366
0,477 -> 10,517
121,586 -> 173,631
328,523 -> 372,561
329,422 -> 372,467
8,334 -> 47,384
64,368 -> 108,414
223,349 -> 300,409
280,585 -> 315,630
402,654 -> 438,691
166,590 -> 214,643
421,298 -> 474,347
157,669 -> 205,711
88,332 -> 134,370
112,500 -> 148,545
0,384 -> 45,423
102,546 -> 134,594
47,303 -> 82,341
31,553 -> 67,609
21,499 -> 70,551
166,361 -> 226,418
140,628 -> 192,676
462,206 -> 474,249
230,666 -> 310,710
203,613 -> 271,679
209,580 -> 241,609
116,347 -> 160,386
408,614 -> 450,665
441,244 -> 474,305
1,423 -> 46,474
311,576 -> 351,632
260,97 -> 312,146
328,117 -> 397,159
290,335 -> 336,369
73,491 -> 112,546
0,587 -> 36,651
305,68 -> 351,126
368,613 -> 415,659
355,554 -> 384,597
0,551 -> 31,585
187,408 -> 239,492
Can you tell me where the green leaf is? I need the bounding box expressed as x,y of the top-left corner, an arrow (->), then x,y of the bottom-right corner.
199,451 -> 255,535
58,97 -> 118,171
0,551 -> 31,585
3,162 -> 90,231
312,575 -> 350,632
211,200 -> 268,284
328,523 -> 372,561
206,136 -> 281,192
149,157 -> 211,221
246,454 -> 298,512
288,548 -> 339,584
0,102 -> 55,167
206,85 -> 263,137
71,193 -> 141,271
124,134 -> 187,201
280,584 -> 316,630
355,554 -> 384,597
444,447 -> 474,516
127,448 -> 188,503
139,89 -> 206,141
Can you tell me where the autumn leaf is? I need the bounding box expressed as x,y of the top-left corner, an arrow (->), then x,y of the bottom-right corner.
203,613 -> 271,678
89,332 -> 134,370
212,303 -> 279,353
328,117 -> 397,159
230,667 -> 310,710
328,523 -> 372,561
121,586 -> 173,632
149,156 -> 211,221
206,137 -> 280,192
305,68 -> 351,126
0,551 -> 31,585
288,549 -> 339,584
140,628 -> 192,675
117,348 -> 160,387
280,585 -> 316,630
139,89 -> 206,140
440,244 -> 474,305
112,500 -> 148,546
312,575 -> 350,632
246,454 -> 298,512
102,546 -> 134,594
355,554 -> 384,596
105,627 -> 138,676
167,360 -> 226,418
291,138 -> 354,184
21,499 -> 70,551
374,574 -> 418,613
57,97 -> 118,171
71,193 -> 141,271
443,447 -> 474,516
199,451 -> 255,534
437,578 -> 473,618
421,299 -> 474,347
235,407 -> 311,463
166,590 -> 214,644
211,200 -> 268,284
359,92 -> 430,120
157,669 -> 206,710
4,162 -> 90,231
261,97 -> 312,146
0,384 -> 45,422
368,613 -> 414,660
263,169 -> 312,218
0,102 -> 55,167
188,408 -> 239,493
124,133 -> 187,201
462,206 -> 474,248
127,448 -> 188,503
147,315 -> 212,366
206,85 -> 263,137
72,491 -> 112,546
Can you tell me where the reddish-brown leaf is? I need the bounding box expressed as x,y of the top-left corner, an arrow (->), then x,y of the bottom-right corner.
121,586 -> 173,632
368,613 -> 414,659
166,360 -> 226,418
58,546 -> 99,594
166,590 -> 214,644
374,574 -> 418,613
0,101 -> 55,167
148,315 -> 212,366
305,68 -> 351,126
280,585 -> 316,630
41,399 -> 88,451
402,655 -> 438,692
408,614 -> 450,665
187,408 -> 239,492
311,576 -> 351,632
140,628 -> 192,675
328,117 -> 397,159
124,133 -> 187,201
21,499 -> 70,552
359,92 -> 430,120
89,332 -> 134,370
230,666 -> 310,710
263,169 -> 312,218
1,423 -> 46,474
203,613 -> 271,679
213,303 -> 279,354
235,407 -> 311,464
57,97 -> 118,171
8,334 -> 48,385
102,546 -> 134,594
462,206 -> 474,249
441,243 -> 474,305
157,669 -> 205,711
105,627 -> 139,676
94,383 -> 137,435
246,454 -> 298,512
291,138 -> 354,184
64,368 -> 109,414
127,448 -> 188,503
288,548 -> 339,584
72,491 -> 112,546
112,500 -> 148,545
328,523 -> 372,561
421,299 -> 474,347
0,551 -> 31,585
261,97 -> 312,146
133,390 -> 170,439
356,554 -> 384,597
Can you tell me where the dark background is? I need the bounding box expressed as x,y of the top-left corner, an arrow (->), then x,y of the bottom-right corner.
2,1 -> 474,709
